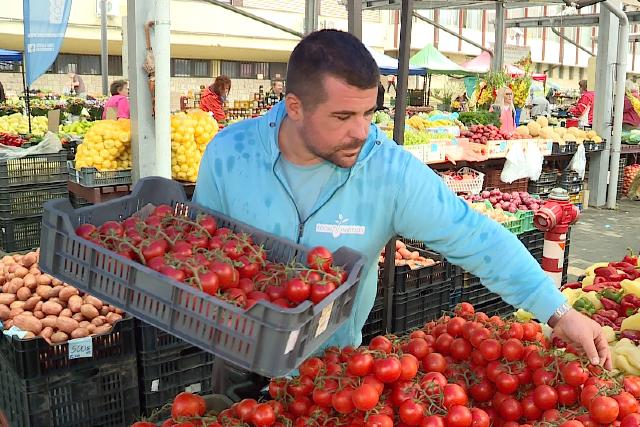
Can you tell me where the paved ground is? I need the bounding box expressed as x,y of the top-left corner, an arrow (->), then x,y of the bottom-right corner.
567,199 -> 640,280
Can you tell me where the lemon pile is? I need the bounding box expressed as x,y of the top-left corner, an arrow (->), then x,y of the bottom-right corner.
171,109 -> 219,182
0,114 -> 48,137
75,119 -> 131,171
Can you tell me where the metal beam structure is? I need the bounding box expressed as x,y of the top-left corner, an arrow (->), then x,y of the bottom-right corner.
347,0 -> 363,40
200,0 -> 304,38
304,0 -> 319,35
363,0 -> 565,10
413,12 -> 494,56
550,26 -> 595,56
506,10 -> 640,27
493,2 -> 506,71
100,0 -> 109,96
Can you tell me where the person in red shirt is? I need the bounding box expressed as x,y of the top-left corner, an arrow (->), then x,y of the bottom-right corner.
623,80 -> 640,130
200,75 -> 231,122
569,79 -> 594,126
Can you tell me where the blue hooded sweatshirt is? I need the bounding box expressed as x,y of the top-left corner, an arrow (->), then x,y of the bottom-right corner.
193,101 -> 567,348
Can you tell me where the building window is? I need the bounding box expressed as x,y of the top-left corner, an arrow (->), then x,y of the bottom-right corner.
269,62 -> 287,80
47,54 -> 123,76
579,67 -> 585,80
170,59 -> 211,77
221,61 -> 239,78
558,66 -> 564,79
569,66 -> 574,80
108,56 -> 123,76
221,60 -> 270,79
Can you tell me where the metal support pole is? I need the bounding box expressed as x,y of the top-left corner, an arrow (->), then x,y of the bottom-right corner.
153,0 -> 172,180
202,0 -> 303,38
304,0 -> 318,35
122,16 -> 129,79
383,0 -> 413,337
100,0 -> 109,95
605,0 -> 628,209
550,26 -> 595,56
589,6 -> 618,207
492,1 -> 505,71
347,0 -> 362,40
128,0 -> 159,182
413,12 -> 493,58
22,63 -> 31,133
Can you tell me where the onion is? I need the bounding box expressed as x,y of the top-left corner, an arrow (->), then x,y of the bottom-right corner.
481,191 -> 491,198
502,193 -> 512,201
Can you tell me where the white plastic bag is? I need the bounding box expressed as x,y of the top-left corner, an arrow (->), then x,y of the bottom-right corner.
501,140 -> 528,183
526,139 -> 544,181
569,143 -> 587,179
0,132 -> 63,160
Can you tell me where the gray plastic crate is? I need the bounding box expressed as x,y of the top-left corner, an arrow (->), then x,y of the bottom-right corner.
39,177 -> 365,378
67,160 -> 132,187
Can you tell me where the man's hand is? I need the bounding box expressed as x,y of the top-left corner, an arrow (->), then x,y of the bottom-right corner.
552,308 -> 613,370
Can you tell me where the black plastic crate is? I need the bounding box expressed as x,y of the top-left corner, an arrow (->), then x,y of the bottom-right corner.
0,355 -> 140,427
0,183 -> 68,219
519,230 -> 544,263
135,319 -> 193,356
362,294 -> 385,344
560,170 -> 582,184
527,181 -> 555,196
139,347 -> 216,416
559,181 -> 583,194
391,280 -> 452,334
40,177 -> 365,378
537,170 -> 559,184
69,192 -> 92,209
0,215 -> 42,252
0,317 -> 135,380
378,246 -> 455,293
552,142 -> 577,155
0,151 -> 68,187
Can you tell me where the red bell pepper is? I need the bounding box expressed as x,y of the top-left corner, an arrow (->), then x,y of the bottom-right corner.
609,273 -> 631,282
594,276 -> 608,284
561,282 -> 582,290
596,309 -> 620,322
592,314 -> 616,328
599,297 -> 622,314
623,249 -> 638,266
621,330 -> 640,344
614,317 -> 624,330
583,282 -> 622,292
595,266 -> 619,279
621,294 -> 640,317
610,262 -> 636,270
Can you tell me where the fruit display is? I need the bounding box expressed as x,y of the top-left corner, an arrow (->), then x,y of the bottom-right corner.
0,113 -> 48,137
379,240 -> 437,268
171,109 -> 219,183
457,111 -> 501,127
460,124 -> 512,144
251,303 -> 640,427
407,111 -> 462,132
0,250 -> 123,344
74,204 -> 349,309
465,189 -> 545,213
373,111 -> 393,126
75,119 -> 132,171
515,117 -> 603,144
623,165 -> 640,196
0,132 -> 27,147
59,120 -> 95,138
468,200 -> 519,225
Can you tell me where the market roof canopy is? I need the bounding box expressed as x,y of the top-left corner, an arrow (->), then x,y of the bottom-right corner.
366,46 -> 426,76
0,49 -> 22,62
362,0 -> 566,10
462,51 -> 547,81
409,44 -> 471,76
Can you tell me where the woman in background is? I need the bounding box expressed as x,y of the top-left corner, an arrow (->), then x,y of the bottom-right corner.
102,80 -> 130,119
490,87 -> 516,136
201,75 -> 231,122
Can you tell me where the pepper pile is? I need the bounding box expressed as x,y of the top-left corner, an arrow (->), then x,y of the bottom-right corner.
0,132 -> 26,147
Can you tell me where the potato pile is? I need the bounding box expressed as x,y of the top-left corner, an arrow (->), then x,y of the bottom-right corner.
379,240 -> 437,269
0,250 -> 124,344
515,116 -> 603,144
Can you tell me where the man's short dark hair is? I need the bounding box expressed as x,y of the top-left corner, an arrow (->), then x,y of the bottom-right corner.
286,29 -> 380,108
110,80 -> 127,96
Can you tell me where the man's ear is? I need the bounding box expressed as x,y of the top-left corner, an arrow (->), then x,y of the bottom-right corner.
285,93 -> 304,122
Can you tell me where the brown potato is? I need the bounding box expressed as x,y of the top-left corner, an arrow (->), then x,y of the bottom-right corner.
80,304 -> 99,320
70,328 -> 89,339
50,331 -> 68,344
99,306 -> 110,316
33,310 -> 44,319
0,304 -> 10,321
5,278 -> 24,294
23,273 -> 37,290
13,314 -> 42,334
72,313 -> 85,322
51,278 -> 63,287
42,315 -> 58,328
59,308 -> 72,318
42,301 -> 63,316
0,293 -> 16,305
90,317 -> 104,326
9,308 -> 24,317
14,266 -> 28,279
21,252 -> 37,268
36,274 -> 52,286
106,312 -> 122,325
36,285 -> 54,299
67,295 -> 83,313
55,317 -> 79,335
16,287 -> 31,301
9,300 -> 25,310
93,325 -> 112,334
23,296 -> 41,311
40,326 -> 53,340
83,295 -> 103,310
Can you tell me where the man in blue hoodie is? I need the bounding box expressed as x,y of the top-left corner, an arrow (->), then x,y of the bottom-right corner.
194,30 -> 610,369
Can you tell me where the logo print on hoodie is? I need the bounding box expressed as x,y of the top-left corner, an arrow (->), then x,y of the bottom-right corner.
316,214 -> 366,238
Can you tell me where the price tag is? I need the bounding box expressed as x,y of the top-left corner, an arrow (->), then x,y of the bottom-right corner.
151,379 -> 160,392
284,329 -> 300,355
185,383 -> 202,393
499,141 -> 507,151
3,326 -> 27,339
431,143 -> 438,153
315,302 -> 334,337
68,336 -> 93,359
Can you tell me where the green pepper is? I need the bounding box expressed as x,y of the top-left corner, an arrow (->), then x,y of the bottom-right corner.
600,289 -> 624,304
573,297 -> 596,315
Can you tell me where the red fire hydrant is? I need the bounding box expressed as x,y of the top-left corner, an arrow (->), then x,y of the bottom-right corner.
533,188 -> 580,288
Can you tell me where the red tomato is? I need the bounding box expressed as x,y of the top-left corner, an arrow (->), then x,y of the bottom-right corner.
399,354 -> 419,380
407,338 -> 430,359
447,317 -> 467,337
210,261 -> 239,289
503,322 -> 524,340
521,395 -> 542,421
307,246 -> 333,271
526,351 -> 547,371
374,356 -> 402,383
501,338 -> 524,362
621,413 -> 640,427
557,384 -> 579,406
75,223 -> 97,239
450,338 -> 473,361
423,352 -> 447,373
561,361 -> 589,386
352,384 -> 380,411
289,397 -> 311,418
366,414 -> 394,427
421,415 -> 446,427
198,271 -> 220,296
332,389 -> 354,414
479,339 -> 502,361
495,373 -> 519,395
559,421 -> 585,427
443,383 -> 468,408
589,396 -> 620,424
485,361 -> 504,383
532,368 -> 555,386
499,397 -> 523,422
581,384 -> 600,407
363,375 -> 385,395
435,333 -> 454,354
446,405 -> 473,427
284,278 -> 311,303
299,357 -> 324,379
522,322 -> 538,341
268,379 -> 286,399
234,398 -> 258,421
369,336 -> 393,354
615,392 -> 640,420
470,327 -> 491,348
251,403 -> 276,427
533,385 -> 558,411
287,376 -> 314,397
470,379 -> 494,403
310,281 -> 336,304
624,376 -> 640,398
171,392 -> 206,419
470,408 -> 490,427
347,352 -> 374,377
399,400 -> 425,426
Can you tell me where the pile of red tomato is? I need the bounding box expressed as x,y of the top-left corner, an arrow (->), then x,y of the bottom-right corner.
0,132 -> 26,147
131,303 -> 640,427
75,205 -> 348,310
